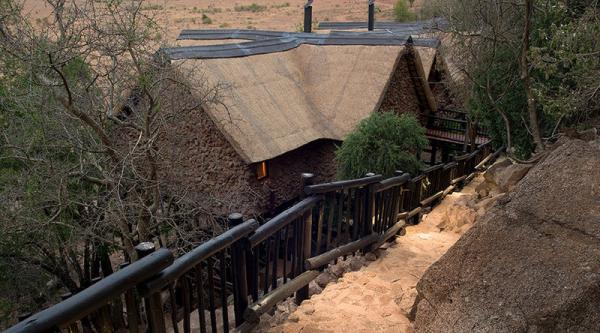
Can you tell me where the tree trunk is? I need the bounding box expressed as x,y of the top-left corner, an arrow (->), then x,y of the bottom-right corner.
522,0 -> 545,152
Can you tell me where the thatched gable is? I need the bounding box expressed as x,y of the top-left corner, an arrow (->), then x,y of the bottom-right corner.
172,43 -> 437,164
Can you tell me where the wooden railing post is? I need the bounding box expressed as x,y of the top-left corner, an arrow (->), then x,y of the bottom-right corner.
365,173 -> 376,237
229,213 -> 250,327
136,242 -> 166,333
120,262 -> 140,333
303,1 -> 313,33
296,173 -> 315,304
368,0 -> 375,31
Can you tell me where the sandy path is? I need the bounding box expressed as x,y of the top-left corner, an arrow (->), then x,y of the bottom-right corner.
265,178 -> 486,333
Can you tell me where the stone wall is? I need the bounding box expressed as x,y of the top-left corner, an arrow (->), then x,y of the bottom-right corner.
427,58 -> 457,111
152,75 -> 340,218
378,52 -> 423,116
262,139 -> 338,217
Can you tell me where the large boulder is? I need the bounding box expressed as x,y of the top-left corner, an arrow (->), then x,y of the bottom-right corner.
411,139 -> 600,332
480,158 -> 532,194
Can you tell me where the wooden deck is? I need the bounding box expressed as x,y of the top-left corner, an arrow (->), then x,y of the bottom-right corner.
426,128 -> 491,146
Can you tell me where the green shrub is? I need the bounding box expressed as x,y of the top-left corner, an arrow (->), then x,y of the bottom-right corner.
393,0 -> 415,22
234,3 -> 267,12
202,14 -> 212,24
335,112 -> 427,179
140,4 -> 163,11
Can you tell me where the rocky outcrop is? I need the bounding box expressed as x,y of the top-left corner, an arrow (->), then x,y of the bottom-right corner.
479,157 -> 532,194
411,138 -> 600,332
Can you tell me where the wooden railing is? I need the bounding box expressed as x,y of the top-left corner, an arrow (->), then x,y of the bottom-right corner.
7,143 -> 500,333
425,110 -> 491,150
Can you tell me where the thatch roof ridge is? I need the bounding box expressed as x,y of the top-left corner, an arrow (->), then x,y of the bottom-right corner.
165,30 -> 440,60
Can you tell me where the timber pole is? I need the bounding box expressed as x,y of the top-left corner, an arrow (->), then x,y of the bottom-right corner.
368,0 -> 375,31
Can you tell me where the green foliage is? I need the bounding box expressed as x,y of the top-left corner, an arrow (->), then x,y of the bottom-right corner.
466,1 -> 599,158
393,0 -> 415,22
140,4 -> 163,11
335,113 -> 427,179
202,14 -> 212,24
468,46 -> 537,158
271,2 -> 290,9
530,4 -> 600,124
234,3 -> 267,12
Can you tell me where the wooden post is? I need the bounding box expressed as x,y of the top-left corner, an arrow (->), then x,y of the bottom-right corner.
60,293 -> 80,333
296,173 -> 314,304
430,144 -> 437,165
120,262 -> 140,333
229,213 -> 249,327
368,0 -> 375,31
136,243 -> 166,333
89,277 -> 113,333
303,1 -> 313,33
462,119 -> 470,152
365,173 -> 376,237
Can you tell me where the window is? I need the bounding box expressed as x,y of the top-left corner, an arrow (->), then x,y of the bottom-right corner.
256,161 -> 268,180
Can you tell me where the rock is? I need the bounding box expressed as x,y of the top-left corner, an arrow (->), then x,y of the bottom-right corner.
288,313 -> 300,322
482,158 -> 511,185
314,272 -> 334,288
301,305 -> 315,315
349,256 -> 366,271
412,138 -> 600,333
474,193 -> 505,211
495,163 -> 532,191
309,281 -> 323,296
276,304 -> 287,313
364,252 -> 378,261
578,128 -> 598,141
329,264 -> 345,278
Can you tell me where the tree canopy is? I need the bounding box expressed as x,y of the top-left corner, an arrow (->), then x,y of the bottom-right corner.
335,112 -> 428,179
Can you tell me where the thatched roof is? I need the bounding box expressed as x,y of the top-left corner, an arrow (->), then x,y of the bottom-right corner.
166,30 -> 440,164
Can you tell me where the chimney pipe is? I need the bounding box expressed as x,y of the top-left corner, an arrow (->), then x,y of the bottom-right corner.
368,0 -> 375,31
304,1 -> 313,33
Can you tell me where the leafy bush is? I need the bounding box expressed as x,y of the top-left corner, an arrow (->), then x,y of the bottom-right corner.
234,3 -> 267,12
335,112 -> 427,179
202,14 -> 212,24
394,0 -> 415,22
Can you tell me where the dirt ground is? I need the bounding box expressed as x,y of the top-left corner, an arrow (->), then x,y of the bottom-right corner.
22,0 -> 426,41
259,175 -> 489,333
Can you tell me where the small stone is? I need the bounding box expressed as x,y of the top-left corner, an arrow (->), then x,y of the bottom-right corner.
309,282 -> 323,296
302,305 -> 315,315
315,272 -> 333,288
365,252 -> 377,261
277,304 -> 287,313
329,264 -> 345,278
349,256 -> 365,271
288,313 -> 300,322
419,234 -> 432,240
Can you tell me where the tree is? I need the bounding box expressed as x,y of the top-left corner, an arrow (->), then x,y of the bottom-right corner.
422,0 -> 599,158
0,0 -> 225,321
522,0 -> 545,151
335,112 -> 427,179
394,0 -> 415,22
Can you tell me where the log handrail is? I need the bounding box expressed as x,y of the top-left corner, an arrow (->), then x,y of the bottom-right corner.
248,195 -> 323,248
6,249 -> 174,333
139,220 -> 259,297
304,174 -> 384,194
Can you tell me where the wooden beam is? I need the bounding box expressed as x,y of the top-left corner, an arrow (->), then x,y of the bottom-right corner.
243,270 -> 320,323
304,234 -> 379,270
370,219 -> 406,251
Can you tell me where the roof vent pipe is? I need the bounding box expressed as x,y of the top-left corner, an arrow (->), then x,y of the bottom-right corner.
304,1 -> 313,33
368,0 -> 375,31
